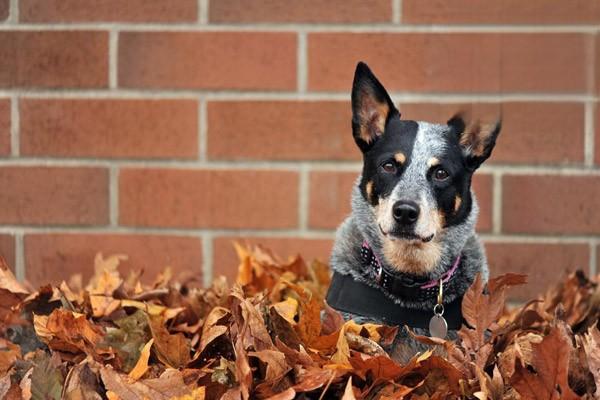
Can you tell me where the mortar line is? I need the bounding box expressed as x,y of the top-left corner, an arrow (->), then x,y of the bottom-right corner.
392,0 -> 402,23
109,166 -> 119,226
584,101 -> 595,166
1,23 -> 599,33
7,0 -> 18,23
1,225 -> 599,243
10,96 -> 19,157
109,30 -> 119,89
491,171 -> 502,234
590,240 -> 598,276
0,90 -> 595,102
15,232 -> 24,281
198,0 -> 208,24
298,165 -> 310,231
297,32 -> 307,93
198,99 -> 207,161
202,233 -> 213,286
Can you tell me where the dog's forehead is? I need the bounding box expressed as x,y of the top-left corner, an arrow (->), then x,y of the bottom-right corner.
411,121 -> 448,163
378,119 -> 449,164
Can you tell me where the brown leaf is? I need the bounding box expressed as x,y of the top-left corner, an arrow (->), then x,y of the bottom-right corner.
341,377 -> 357,400
511,325 -> 579,400
34,309 -> 104,357
249,349 -> 289,382
100,366 -> 193,400
62,363 -> 103,400
0,337 -> 21,375
128,338 -> 154,381
581,326 -> 600,394
148,315 -> 191,369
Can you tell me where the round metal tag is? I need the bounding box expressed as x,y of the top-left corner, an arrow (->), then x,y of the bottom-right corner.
429,314 -> 448,339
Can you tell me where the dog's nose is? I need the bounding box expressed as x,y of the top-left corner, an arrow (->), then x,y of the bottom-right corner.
392,200 -> 420,225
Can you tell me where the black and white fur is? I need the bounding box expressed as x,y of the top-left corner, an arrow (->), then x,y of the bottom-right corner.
329,62 -> 500,362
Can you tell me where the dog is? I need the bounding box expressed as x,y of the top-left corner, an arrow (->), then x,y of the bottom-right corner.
325,62 -> 500,363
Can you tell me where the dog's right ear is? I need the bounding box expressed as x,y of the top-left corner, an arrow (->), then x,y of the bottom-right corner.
351,62 -> 398,152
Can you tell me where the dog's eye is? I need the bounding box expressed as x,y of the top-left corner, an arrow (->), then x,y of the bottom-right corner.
433,168 -> 450,181
381,162 -> 397,174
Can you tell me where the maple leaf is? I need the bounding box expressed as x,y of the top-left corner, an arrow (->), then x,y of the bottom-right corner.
511,325 -> 579,400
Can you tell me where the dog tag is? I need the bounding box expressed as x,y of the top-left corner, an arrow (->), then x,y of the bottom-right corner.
429,314 -> 448,339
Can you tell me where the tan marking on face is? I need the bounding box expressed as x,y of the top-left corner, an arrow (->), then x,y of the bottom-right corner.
366,181 -> 374,202
394,152 -> 406,165
427,157 -> 440,168
382,240 -> 442,274
454,195 -> 462,212
380,203 -> 445,274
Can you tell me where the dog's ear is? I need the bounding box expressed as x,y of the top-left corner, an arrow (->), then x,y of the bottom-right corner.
351,62 -> 399,152
448,113 -> 501,170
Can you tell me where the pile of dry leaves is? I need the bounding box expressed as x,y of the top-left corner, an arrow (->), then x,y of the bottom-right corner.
0,243 -> 599,399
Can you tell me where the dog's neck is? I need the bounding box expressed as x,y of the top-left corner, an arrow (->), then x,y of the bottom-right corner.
350,182 -> 479,279
327,181 -> 488,309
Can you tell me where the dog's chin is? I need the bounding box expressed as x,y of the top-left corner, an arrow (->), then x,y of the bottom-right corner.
379,226 -> 442,274
379,225 -> 435,244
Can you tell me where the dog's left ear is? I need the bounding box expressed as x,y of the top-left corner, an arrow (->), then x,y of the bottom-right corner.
351,62 -> 399,152
448,113 -> 501,170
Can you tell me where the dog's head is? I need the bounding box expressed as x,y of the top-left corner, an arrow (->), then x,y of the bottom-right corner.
351,62 -> 500,274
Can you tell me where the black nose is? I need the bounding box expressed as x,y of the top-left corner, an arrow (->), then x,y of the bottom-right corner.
392,200 -> 420,225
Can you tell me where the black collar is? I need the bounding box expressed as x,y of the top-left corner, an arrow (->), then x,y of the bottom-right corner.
326,271 -> 464,330
359,241 -> 462,303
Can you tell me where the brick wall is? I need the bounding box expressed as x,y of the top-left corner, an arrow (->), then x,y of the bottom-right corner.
0,0 -> 598,301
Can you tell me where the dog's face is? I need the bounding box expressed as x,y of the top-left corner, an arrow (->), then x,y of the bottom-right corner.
351,62 -> 500,274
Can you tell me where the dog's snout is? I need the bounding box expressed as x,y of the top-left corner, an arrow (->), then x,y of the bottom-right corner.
392,200 -> 420,226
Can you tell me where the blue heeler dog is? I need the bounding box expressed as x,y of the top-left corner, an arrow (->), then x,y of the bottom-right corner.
325,62 -> 501,363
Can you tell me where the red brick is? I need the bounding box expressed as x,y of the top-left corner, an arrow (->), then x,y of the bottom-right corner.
0,31 -> 108,88
20,0 -> 197,23
402,0 -> 600,24
119,32 -> 296,90
0,99 -> 10,156
0,0 -> 8,21
119,169 -> 299,229
213,236 -> 333,282
486,242 -> 590,301
0,235 -> 15,271
307,171 -> 492,232
308,33 -> 586,93
20,99 -> 198,159
209,0 -> 391,23
473,174 -> 493,233
399,102 -> 585,165
502,175 -> 600,234
596,103 -> 600,164
308,171 -> 356,230
0,167 -> 108,225
207,101 -> 357,161
24,234 -> 202,287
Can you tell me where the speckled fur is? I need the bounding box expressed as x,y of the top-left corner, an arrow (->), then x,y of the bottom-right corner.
331,184 -> 486,363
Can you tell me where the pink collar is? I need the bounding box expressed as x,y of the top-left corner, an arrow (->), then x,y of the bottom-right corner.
361,240 -> 461,290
